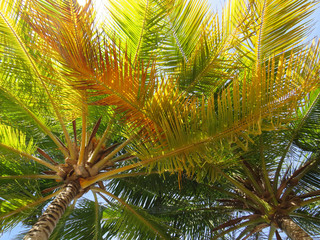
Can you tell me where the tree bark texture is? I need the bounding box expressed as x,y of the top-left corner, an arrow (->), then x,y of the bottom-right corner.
24,180 -> 80,240
276,215 -> 312,240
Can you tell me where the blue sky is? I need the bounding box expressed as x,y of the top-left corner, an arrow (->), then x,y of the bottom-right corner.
1,0 -> 320,239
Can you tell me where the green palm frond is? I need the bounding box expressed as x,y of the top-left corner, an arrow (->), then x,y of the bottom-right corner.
105,0 -> 169,63
0,88 -> 52,145
106,171 -> 213,207
300,163 -> 320,191
49,199 -> 105,240
244,0 -> 317,64
292,206 -> 320,237
103,205 -> 173,240
0,125 -> 35,154
1,0 -> 320,238
178,0 -> 254,94
0,123 -> 60,171
159,0 -> 211,65
0,0 -> 84,159
0,0 -> 82,118
106,172 -> 237,239
0,85 -> 75,159
0,124 -> 61,234
106,0 -> 211,66
93,187 -> 173,239
294,90 -> 320,152
106,0 -> 225,95
271,89 -> 320,191
0,181 -> 61,234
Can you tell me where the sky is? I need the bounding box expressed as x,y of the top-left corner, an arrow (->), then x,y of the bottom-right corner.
1,0 -> 320,239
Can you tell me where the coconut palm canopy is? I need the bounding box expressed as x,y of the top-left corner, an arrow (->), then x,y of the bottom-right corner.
97,92 -> 320,240
0,0 -> 319,239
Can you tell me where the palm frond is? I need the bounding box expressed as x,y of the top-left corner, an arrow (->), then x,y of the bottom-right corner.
132,42 -> 320,181
0,123 -> 60,171
105,0 -> 169,63
179,0 -> 254,94
159,0 -> 211,65
294,90 -> 320,152
247,0 -> 317,63
26,0 -> 165,135
0,124 -> 35,154
0,0 -> 83,159
0,186 -> 62,234
0,87 -> 69,157
49,199 -> 105,240
105,171 -> 241,239
0,0 -> 82,116
291,206 -> 320,237
26,0 -> 98,78
93,187 -> 173,239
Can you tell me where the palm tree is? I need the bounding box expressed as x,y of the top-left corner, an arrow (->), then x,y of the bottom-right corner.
123,94 -> 320,240
94,117 -> 320,240
210,125 -> 320,239
0,0 -> 319,239
99,171 -> 234,240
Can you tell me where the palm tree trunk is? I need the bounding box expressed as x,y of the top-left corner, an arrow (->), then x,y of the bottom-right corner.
276,215 -> 312,240
23,180 -> 81,240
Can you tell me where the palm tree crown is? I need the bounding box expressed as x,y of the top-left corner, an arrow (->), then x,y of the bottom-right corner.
0,0 -> 319,239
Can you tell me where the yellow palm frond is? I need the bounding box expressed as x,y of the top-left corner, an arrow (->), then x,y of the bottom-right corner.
0,0 -> 83,158
133,41 -> 320,182
26,0 -> 98,79
25,0 -> 166,135
242,0 -> 317,64
180,8 -> 254,94
105,0 -> 170,63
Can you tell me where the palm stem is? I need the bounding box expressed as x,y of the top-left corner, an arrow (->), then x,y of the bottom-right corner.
110,153 -> 136,163
281,156 -> 319,201
87,117 -> 114,164
297,196 -> 320,209
0,188 -> 63,220
219,170 -> 271,212
240,161 -> 264,195
78,101 -> 88,166
81,161 -> 144,188
299,190 -> 320,199
0,87 -> 69,158
210,185 -> 258,209
260,139 -> 278,205
212,215 -> 256,231
93,192 -> 100,240
212,217 -> 265,240
83,142 -> 251,188
92,135 -> 135,172
0,175 -> 61,180
242,223 -> 269,240
106,171 -> 158,179
268,224 -> 276,240
0,143 -> 59,172
290,212 -> 320,222
82,148 -> 179,188
24,181 -> 81,240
